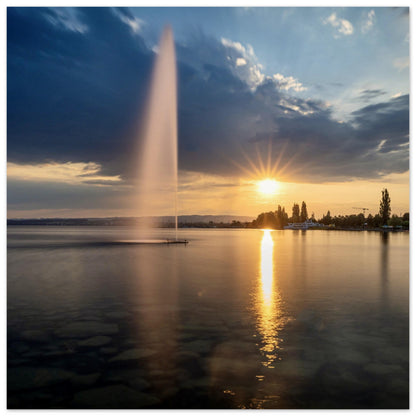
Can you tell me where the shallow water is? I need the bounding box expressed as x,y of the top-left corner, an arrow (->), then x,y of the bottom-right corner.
7,227 -> 409,408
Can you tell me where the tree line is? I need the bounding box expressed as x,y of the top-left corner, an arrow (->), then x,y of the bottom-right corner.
250,188 -> 409,230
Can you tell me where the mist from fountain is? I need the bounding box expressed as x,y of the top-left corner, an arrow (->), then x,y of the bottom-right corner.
136,26 -> 179,241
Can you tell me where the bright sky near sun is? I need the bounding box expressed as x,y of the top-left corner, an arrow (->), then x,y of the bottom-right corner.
6,3 -> 410,219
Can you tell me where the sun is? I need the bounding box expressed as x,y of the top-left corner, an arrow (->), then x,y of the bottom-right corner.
257,179 -> 279,195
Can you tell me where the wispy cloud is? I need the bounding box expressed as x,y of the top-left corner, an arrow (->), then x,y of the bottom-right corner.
323,12 -> 354,37
356,88 -> 386,102
112,8 -> 144,34
42,8 -> 88,34
361,10 -> 375,34
394,57 -> 409,71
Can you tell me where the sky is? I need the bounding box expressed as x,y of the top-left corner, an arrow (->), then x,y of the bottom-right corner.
6,6 -> 410,219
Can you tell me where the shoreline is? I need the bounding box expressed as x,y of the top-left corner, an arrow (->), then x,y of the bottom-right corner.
6,223 -> 408,232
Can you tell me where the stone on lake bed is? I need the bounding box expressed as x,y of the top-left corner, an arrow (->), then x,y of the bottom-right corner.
78,336 -> 112,348
109,348 -> 156,363
128,377 -> 151,391
183,340 -> 213,354
54,321 -> 118,338
71,384 -> 160,408
8,366 -> 76,391
176,350 -> 200,362
10,342 -> 30,354
105,311 -> 130,319
364,362 -> 404,376
70,372 -> 101,387
20,330 -> 50,343
100,347 -> 118,355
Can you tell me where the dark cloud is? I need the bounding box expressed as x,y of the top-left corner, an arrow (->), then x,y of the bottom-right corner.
357,89 -> 386,102
7,179 -> 125,211
7,7 -> 409,185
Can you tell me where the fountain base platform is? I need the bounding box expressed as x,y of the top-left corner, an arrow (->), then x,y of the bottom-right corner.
115,239 -> 188,245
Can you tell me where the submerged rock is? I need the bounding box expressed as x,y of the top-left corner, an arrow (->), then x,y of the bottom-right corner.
54,321 -> 118,338
128,377 -> 151,391
8,366 -> 75,391
71,384 -> 160,408
364,362 -> 404,376
99,347 -> 118,355
20,330 -> 50,343
78,336 -> 112,348
183,340 -> 213,355
70,372 -> 101,387
109,348 -> 156,363
105,311 -> 130,319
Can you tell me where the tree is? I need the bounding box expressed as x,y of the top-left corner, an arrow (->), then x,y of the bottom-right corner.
321,210 -> 331,225
402,212 -> 409,229
379,188 -> 391,225
373,214 -> 382,228
281,207 -> 289,226
300,201 -> 308,222
388,215 -> 402,228
292,203 -> 300,223
254,212 -> 278,229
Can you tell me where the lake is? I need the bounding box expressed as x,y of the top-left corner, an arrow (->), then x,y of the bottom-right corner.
7,226 -> 409,409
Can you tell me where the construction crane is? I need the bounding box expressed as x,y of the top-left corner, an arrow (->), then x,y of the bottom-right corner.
352,207 -> 369,215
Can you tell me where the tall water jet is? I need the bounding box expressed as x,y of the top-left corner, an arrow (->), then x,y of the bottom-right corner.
136,26 -> 182,242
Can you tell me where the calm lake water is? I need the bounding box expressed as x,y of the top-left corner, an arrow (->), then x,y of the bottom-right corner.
7,226 -> 409,409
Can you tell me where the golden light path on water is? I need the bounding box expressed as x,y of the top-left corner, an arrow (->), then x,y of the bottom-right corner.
256,229 -> 286,368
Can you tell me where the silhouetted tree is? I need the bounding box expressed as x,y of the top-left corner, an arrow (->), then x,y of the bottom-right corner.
254,212 -> 278,229
282,207 -> 289,225
388,215 -> 402,228
275,205 -> 283,229
300,201 -> 308,222
373,214 -> 382,228
292,203 -> 300,223
379,188 -> 391,225
320,210 -> 332,225
402,212 -> 409,229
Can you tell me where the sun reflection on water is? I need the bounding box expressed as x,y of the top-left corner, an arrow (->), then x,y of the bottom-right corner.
256,229 -> 286,368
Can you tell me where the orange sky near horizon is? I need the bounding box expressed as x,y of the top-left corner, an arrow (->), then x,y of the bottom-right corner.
7,161 -> 409,219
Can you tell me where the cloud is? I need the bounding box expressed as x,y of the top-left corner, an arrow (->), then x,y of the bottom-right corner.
273,73 -> 306,92
361,10 -> 375,34
323,12 -> 354,36
42,7 -> 88,34
356,88 -> 386,102
7,7 -> 408,190
7,161 -> 122,185
112,7 -> 144,34
394,57 -> 409,71
221,37 -> 265,89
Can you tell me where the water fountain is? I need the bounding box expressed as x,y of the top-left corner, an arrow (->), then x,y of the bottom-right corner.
123,25 -> 187,244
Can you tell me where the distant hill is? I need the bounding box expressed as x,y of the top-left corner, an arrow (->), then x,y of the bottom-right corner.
7,215 -> 254,226
178,215 -> 253,223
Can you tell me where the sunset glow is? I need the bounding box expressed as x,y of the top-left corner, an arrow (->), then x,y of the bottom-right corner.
257,179 -> 279,196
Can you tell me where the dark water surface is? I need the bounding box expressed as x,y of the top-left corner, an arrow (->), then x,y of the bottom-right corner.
7,227 -> 409,408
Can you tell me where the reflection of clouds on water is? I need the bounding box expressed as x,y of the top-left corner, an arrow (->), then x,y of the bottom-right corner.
255,230 -> 288,368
